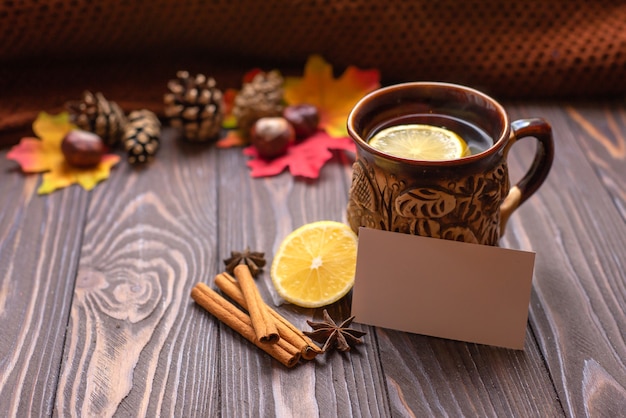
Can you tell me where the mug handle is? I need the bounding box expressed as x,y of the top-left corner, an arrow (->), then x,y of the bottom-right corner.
499,118 -> 555,234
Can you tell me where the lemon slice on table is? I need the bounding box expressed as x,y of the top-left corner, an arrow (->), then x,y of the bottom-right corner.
271,221 -> 358,308
368,124 -> 469,161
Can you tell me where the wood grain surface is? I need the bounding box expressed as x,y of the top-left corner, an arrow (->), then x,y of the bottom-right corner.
0,159 -> 89,416
504,104 -> 626,418
1,102 -> 625,417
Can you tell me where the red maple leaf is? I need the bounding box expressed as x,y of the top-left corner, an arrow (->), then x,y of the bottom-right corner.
243,131 -> 356,178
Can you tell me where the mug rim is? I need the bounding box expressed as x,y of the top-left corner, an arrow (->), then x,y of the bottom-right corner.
347,81 -> 510,166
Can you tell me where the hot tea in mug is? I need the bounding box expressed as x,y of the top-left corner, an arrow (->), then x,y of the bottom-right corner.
366,114 -> 494,160
346,82 -> 554,245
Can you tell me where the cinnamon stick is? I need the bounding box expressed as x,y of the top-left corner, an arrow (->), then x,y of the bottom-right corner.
233,264 -> 279,343
215,272 -> 323,360
190,283 -> 300,368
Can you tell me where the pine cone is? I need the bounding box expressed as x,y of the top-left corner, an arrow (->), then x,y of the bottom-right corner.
233,70 -> 284,137
66,91 -> 127,146
123,110 -> 161,165
164,71 -> 224,142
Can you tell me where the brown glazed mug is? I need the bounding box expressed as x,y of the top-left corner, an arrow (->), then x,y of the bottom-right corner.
346,82 -> 554,245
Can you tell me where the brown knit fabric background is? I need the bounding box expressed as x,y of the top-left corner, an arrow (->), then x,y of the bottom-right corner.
1,0 -> 625,143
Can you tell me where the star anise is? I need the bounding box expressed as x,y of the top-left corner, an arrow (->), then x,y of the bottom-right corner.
223,247 -> 266,277
304,309 -> 367,352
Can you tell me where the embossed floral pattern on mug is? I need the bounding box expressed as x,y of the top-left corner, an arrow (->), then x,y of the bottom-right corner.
347,159 -> 510,245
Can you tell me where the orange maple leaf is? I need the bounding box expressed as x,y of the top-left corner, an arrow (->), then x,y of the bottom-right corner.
216,129 -> 249,148
7,112 -> 120,194
284,55 -> 380,138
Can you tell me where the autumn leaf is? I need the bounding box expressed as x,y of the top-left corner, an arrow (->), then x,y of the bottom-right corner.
284,55 -> 380,138
221,88 -> 238,130
7,112 -> 120,195
243,131 -> 356,178
216,129 -> 249,148
33,111 -> 73,147
6,137 -> 60,172
37,154 -> 120,194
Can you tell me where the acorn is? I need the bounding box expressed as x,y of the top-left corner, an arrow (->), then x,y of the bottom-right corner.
283,104 -> 320,139
61,130 -> 104,168
250,117 -> 295,158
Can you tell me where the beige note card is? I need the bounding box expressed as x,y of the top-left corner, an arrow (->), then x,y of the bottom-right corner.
351,228 -> 535,350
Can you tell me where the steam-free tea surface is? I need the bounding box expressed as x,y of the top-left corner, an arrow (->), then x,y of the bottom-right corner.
368,124 -> 469,160
368,114 -> 493,157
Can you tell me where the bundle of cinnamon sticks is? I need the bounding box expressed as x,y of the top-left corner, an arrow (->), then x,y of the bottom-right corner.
190,265 -> 322,368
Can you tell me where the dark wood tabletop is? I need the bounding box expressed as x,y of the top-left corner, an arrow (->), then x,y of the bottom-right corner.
1,100 -> 625,417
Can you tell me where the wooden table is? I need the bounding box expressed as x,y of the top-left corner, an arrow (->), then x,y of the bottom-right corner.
1,101 -> 625,417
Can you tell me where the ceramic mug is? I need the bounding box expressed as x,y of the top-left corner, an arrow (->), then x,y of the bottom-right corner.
346,82 -> 554,245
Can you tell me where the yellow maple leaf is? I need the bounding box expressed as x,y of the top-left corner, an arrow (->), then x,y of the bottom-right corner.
284,55 -> 380,138
7,112 -> 120,195
33,111 -> 73,147
38,154 -> 120,194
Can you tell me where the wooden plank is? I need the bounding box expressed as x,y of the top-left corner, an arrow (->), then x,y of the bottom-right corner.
53,130 -> 222,416
3,100 -> 621,416
503,103 -> 626,417
214,149 -> 391,416
0,151 -> 89,415
563,102 -> 626,220
378,329 -> 562,417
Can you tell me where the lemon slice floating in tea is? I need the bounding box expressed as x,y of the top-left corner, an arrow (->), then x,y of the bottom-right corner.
271,221 -> 358,308
369,124 -> 470,160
